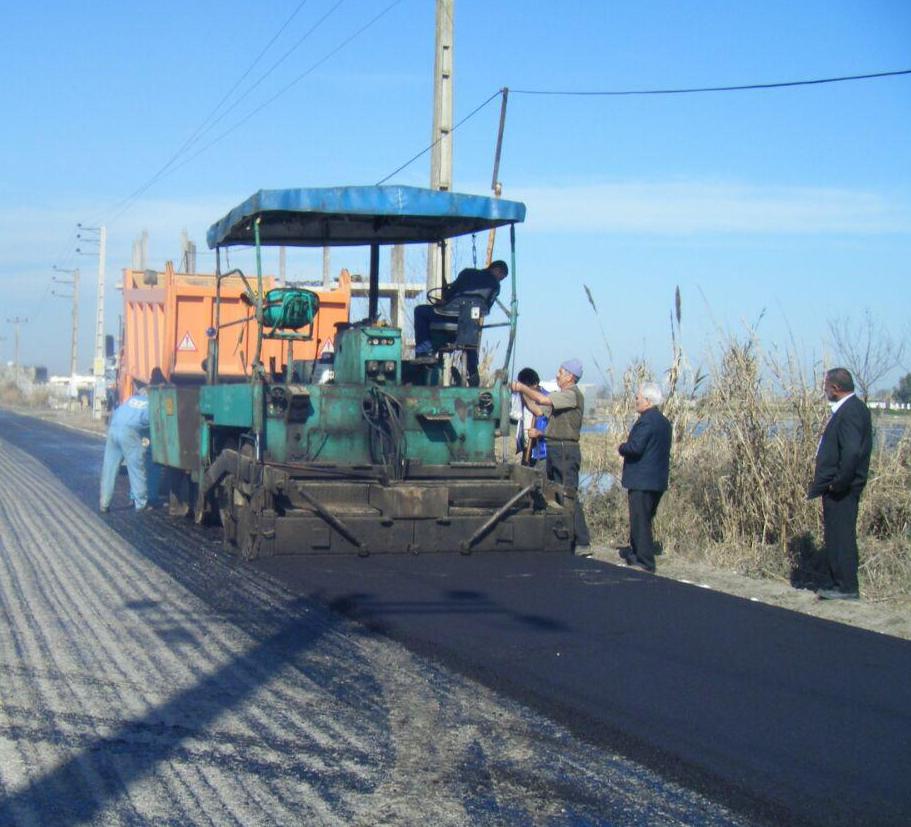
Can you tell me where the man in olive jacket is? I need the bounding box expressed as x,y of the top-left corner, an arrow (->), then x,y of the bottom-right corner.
618,382 -> 672,572
808,367 -> 872,600
511,358 -> 591,555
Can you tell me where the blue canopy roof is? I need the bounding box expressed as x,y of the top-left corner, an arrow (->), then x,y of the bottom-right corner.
207,185 -> 526,249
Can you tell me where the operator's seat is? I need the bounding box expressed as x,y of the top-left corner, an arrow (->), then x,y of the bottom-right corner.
427,286 -> 498,355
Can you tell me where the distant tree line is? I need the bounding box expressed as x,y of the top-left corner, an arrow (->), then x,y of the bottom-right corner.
895,372 -> 911,404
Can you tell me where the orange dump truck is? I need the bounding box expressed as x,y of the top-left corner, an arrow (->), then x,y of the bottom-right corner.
119,262 -> 351,401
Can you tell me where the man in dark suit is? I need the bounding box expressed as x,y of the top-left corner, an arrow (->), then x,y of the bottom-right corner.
618,382 -> 672,572
808,367 -> 873,600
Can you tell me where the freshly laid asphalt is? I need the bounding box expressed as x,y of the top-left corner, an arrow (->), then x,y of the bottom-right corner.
3,408 -> 910,826
256,551 -> 911,826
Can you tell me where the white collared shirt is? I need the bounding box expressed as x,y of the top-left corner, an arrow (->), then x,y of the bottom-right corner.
817,392 -> 855,455
829,392 -> 855,415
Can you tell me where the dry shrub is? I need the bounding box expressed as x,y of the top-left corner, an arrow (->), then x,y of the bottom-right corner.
581,330 -> 911,600
27,386 -> 51,409
861,431 -> 911,538
703,334 -> 820,550
0,381 -> 51,409
858,431 -> 911,598
0,381 -> 25,406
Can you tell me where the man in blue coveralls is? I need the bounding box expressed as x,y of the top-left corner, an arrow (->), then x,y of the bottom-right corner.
99,386 -> 151,512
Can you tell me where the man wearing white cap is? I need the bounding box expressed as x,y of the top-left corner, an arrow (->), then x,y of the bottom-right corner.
618,382 -> 672,572
511,359 -> 591,555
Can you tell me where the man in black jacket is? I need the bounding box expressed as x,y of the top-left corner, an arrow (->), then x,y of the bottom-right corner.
413,260 -> 509,384
618,382 -> 672,572
808,367 -> 872,600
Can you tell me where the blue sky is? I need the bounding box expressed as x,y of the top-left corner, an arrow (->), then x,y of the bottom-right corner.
2,0 -> 909,391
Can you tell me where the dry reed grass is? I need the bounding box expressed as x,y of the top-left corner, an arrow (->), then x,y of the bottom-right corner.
0,381 -> 51,409
580,330 -> 911,600
0,381 -> 27,406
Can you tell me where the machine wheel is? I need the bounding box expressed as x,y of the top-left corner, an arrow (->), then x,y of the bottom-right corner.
216,477 -> 238,547
217,477 -> 262,560
165,468 -> 193,518
234,496 -> 261,561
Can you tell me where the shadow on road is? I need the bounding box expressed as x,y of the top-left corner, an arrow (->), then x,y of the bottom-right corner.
0,596 -> 351,824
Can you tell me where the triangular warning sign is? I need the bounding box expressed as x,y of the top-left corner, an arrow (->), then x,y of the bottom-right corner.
177,331 -> 197,352
319,337 -> 334,356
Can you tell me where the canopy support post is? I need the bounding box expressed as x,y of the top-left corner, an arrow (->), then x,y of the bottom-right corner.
368,243 -> 380,322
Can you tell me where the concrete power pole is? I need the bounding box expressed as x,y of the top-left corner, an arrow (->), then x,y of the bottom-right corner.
52,266 -> 80,377
78,223 -> 107,419
427,0 -> 454,293
93,225 -> 107,419
180,229 -> 197,274
132,230 -> 149,271
5,317 -> 27,387
322,247 -> 331,288
70,269 -> 80,377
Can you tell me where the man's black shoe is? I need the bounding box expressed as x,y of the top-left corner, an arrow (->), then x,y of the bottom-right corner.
630,560 -> 655,574
618,547 -> 634,564
817,588 -> 860,601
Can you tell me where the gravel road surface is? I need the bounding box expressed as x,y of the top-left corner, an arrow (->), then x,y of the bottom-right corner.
0,410 -> 747,825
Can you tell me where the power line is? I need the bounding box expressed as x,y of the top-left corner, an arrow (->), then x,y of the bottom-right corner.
376,88 -> 503,185
189,0 -> 345,147
99,0 -> 318,226
377,68 -> 911,183
160,0 -> 404,188
189,0 -> 316,141
511,68 -> 911,97
106,0 -> 401,227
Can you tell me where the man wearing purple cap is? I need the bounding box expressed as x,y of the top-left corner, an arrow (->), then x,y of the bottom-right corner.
511,359 -> 591,555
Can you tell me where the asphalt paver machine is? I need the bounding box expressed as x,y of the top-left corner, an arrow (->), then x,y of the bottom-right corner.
149,185 -> 575,557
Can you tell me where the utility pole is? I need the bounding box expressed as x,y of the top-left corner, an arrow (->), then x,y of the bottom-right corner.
427,0 -> 454,293
180,229 -> 197,274
485,88 -> 509,266
390,244 -> 408,335
77,223 -> 107,419
6,317 -> 28,387
52,266 -> 80,377
132,230 -> 149,271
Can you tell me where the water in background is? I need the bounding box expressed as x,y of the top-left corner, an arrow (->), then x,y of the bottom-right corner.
578,418 -> 907,493
582,419 -> 906,448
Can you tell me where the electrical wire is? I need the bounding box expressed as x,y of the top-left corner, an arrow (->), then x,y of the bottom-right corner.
376,88 -> 502,185
203,0 -> 345,136
363,386 -> 406,478
103,0 -> 348,226
179,0 -> 316,151
109,0 -> 402,224
510,68 -> 911,97
377,68 -> 911,183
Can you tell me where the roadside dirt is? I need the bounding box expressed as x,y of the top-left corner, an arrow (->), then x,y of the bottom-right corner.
9,404 -> 910,642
